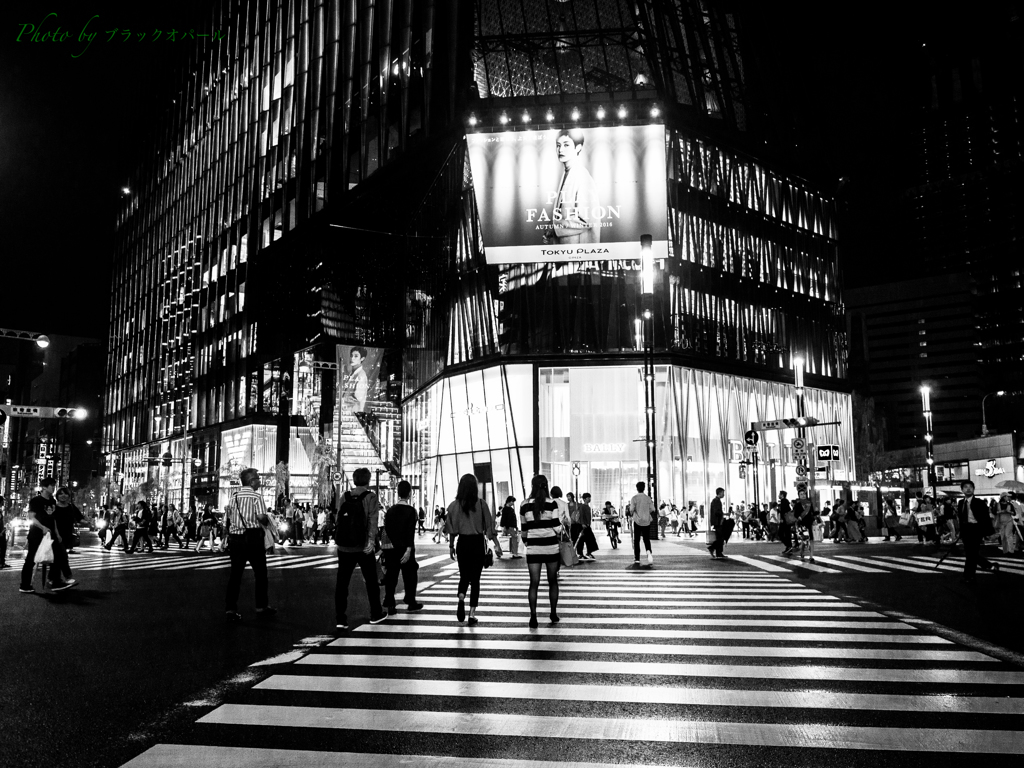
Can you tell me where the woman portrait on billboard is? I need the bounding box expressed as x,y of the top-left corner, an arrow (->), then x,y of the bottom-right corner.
542,128 -> 602,245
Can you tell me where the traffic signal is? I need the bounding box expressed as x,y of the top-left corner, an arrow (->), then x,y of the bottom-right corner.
54,407 -> 87,420
780,417 -> 818,428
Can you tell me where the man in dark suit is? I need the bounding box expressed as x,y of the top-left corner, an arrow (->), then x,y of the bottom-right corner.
707,487 -> 726,559
957,480 -> 1000,584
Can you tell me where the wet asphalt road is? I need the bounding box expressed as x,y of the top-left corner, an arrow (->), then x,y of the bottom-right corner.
1,531 -> 1022,768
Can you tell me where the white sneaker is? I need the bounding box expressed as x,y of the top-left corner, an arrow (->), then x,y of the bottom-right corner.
646,551 -> 654,565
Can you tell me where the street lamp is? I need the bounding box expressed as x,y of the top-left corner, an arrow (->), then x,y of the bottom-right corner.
638,234 -> 658,536
920,385 -> 937,500
0,327 -> 49,348
981,390 -> 1006,436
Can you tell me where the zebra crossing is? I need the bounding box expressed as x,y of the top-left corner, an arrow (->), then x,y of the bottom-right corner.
4,540 -> 1020,579
119,567 -> 1024,767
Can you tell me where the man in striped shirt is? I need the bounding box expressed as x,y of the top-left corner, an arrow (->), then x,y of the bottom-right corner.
224,467 -> 277,623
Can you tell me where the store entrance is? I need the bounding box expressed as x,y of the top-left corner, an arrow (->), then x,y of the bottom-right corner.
547,460 -> 644,511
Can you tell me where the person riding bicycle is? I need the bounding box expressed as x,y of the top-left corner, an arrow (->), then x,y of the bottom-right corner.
601,502 -> 621,547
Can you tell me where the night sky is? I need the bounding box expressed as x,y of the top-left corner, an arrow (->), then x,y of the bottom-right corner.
0,1 -> 977,341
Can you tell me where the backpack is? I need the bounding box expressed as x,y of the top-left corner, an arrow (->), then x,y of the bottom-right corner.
334,491 -> 369,548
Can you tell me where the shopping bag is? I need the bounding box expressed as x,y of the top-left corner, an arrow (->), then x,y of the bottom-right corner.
706,529 -> 717,544
35,533 -> 55,564
721,518 -> 735,542
899,512 -> 911,526
559,538 -> 578,567
262,524 -> 276,552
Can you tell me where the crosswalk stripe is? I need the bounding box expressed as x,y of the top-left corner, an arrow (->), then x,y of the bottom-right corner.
272,556 -> 339,570
476,571 -> 781,578
418,596 -> 861,609
300,653 -> 1024,683
121,745 -> 690,768
416,554 -> 454,567
832,556 -> 938,574
800,555 -> 890,573
392,602 -> 884,617
716,554 -> 790,571
327,636 -> 989,662
323,625 -> 935,642
762,555 -> 842,573
368,614 -> 913,629
197,704 -> 1024,753
922,555 -> 1024,573
892,556 -> 962,573
256,674 -> 1023,715
428,593 -> 843,606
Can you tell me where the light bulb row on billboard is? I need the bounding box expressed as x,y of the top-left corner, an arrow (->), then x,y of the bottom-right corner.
468,103 -> 661,129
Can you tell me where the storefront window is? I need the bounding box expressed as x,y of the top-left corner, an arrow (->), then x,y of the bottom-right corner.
402,364 -> 534,511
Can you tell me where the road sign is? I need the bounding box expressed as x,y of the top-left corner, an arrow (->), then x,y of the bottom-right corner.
331,471 -> 342,482
744,430 -> 759,446
795,465 -> 808,478
791,437 -> 806,452
816,445 -> 841,462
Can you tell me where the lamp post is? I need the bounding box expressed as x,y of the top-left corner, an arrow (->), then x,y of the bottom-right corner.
639,235 -> 658,538
920,385 -> 937,500
981,390 -> 1005,436
0,327 -> 49,348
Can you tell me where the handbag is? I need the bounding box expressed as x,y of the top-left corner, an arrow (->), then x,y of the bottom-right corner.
706,528 -> 717,544
559,531 -> 578,567
262,523 -> 276,552
483,544 -> 494,569
35,532 -> 55,564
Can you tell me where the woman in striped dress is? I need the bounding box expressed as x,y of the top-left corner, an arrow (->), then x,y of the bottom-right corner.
520,474 -> 563,628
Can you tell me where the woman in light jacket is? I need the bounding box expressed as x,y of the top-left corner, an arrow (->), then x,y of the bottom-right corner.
445,474 -> 503,625
520,474 -> 563,628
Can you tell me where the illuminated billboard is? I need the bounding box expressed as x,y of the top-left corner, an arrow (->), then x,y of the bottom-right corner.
467,125 -> 668,264
336,344 -> 384,415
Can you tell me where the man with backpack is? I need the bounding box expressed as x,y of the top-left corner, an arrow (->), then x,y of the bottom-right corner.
334,467 -> 388,631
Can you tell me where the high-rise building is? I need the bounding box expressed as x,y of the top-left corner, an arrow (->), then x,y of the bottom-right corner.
104,1 -> 852,513
847,11 -> 1024,442
846,273 -> 982,451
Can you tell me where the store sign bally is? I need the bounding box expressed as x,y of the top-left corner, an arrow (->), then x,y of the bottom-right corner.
583,443 -> 626,454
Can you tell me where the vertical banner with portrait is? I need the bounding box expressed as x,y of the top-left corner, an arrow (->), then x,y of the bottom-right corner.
467,125 -> 669,264
336,344 -> 384,414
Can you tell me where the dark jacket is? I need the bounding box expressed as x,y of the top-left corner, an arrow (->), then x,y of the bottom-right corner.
957,497 -> 994,537
709,496 -> 724,527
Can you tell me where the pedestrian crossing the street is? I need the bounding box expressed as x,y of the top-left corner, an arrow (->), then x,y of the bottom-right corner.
119,566 -> 1024,767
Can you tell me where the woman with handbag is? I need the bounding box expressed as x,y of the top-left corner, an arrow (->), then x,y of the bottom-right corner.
445,474 -> 502,625
520,474 -> 563,628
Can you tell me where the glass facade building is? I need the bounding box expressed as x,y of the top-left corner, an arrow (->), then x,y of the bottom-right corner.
104,0 -> 852,512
